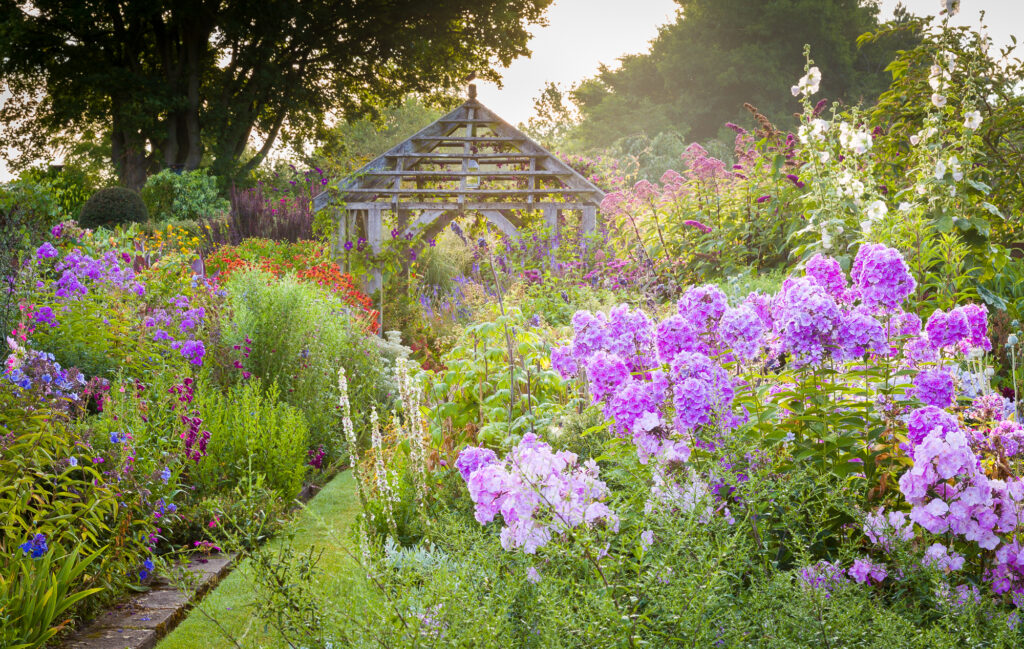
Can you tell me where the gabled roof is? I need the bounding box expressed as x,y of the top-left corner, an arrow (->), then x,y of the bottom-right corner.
312,88 -> 605,212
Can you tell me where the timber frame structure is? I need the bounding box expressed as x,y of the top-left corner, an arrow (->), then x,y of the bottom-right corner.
311,84 -> 605,309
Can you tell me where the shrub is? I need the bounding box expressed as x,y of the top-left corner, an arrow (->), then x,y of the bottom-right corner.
78,187 -> 148,229
141,169 -> 229,223
192,378 -> 309,500
20,165 -> 99,219
221,269 -> 390,455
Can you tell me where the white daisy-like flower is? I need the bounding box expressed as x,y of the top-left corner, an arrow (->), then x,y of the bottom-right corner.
964,110 -> 982,130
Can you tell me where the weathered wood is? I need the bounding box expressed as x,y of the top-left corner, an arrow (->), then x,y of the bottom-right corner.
366,205 -> 383,296
384,152 -> 534,160
480,210 -> 519,238
582,205 -> 597,235
543,206 -> 559,267
411,136 -> 522,143
341,188 -> 597,196
361,170 -> 570,178
342,201 -> 591,211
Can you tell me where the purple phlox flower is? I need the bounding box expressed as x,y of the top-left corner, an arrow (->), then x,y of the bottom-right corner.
463,433 -> 616,554
805,254 -> 847,300
455,446 -> 498,482
913,368 -> 955,408
848,558 -> 887,584
863,508 -> 915,551
36,242 -> 58,260
34,306 -> 58,327
669,351 -> 734,434
717,305 -> 766,362
775,277 -> 841,367
585,351 -> 630,403
835,309 -> 886,361
551,345 -> 579,378
798,560 -> 847,596
922,543 -> 965,572
925,308 -> 970,350
179,339 -> 206,366
850,244 -> 916,309
677,284 -> 728,332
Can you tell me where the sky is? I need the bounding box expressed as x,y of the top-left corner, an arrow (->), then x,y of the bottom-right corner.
2,0 -> 1022,181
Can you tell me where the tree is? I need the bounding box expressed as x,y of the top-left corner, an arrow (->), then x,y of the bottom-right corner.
0,0 -> 552,188
560,0 -> 916,151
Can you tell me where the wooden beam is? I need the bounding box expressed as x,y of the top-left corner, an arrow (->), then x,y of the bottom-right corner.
362,170 -> 568,177
472,103 -> 606,204
402,209 -> 447,237
480,210 -> 519,238
386,152 -> 534,159
411,136 -> 522,143
342,201 -> 591,211
341,188 -> 596,197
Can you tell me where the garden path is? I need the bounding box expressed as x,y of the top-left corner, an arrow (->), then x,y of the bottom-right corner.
156,471 -> 361,649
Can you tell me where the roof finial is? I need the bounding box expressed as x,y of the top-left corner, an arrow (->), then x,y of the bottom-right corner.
468,83 -> 477,100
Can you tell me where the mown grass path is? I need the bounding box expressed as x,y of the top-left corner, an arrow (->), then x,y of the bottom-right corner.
157,471 -> 361,649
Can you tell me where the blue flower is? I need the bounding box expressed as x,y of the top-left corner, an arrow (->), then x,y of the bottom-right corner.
110,431 -> 126,444
20,533 -> 48,558
160,467 -> 172,483
139,558 -> 155,581
69,456 -> 78,467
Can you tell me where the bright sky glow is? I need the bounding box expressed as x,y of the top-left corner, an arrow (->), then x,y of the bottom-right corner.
1,0 -> 1021,181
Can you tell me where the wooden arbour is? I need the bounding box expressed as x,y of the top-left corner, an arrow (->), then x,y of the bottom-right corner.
311,85 -> 605,308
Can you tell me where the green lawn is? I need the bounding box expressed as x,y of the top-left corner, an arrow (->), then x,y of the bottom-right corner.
158,471 -> 363,649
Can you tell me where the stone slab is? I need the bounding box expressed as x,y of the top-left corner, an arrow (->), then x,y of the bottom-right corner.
60,553 -> 234,649
64,627 -> 157,649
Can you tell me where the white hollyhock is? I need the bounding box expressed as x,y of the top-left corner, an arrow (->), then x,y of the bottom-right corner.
949,155 -> 963,181
792,66 -> 821,96
798,118 -> 829,144
964,110 -> 982,130
850,130 -> 873,155
932,93 -> 947,108
866,200 -> 888,222
934,159 -> 947,180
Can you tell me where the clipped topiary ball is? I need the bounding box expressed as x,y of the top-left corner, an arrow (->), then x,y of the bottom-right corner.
78,187 -> 149,229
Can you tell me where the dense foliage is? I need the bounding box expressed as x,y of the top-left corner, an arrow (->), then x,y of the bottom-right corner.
542,0 -> 918,154
0,0 -> 554,186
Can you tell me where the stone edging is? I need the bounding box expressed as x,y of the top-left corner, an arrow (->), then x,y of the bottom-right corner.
60,554 -> 234,649
59,475 -> 330,649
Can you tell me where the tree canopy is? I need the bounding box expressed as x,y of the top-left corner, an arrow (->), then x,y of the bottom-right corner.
0,0 -> 551,188
560,0 -> 917,151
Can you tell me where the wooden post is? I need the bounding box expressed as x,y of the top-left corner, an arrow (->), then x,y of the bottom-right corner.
543,206 -> 559,269
582,205 -> 597,235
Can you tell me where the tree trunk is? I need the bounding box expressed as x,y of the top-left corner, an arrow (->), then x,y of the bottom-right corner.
111,108 -> 150,191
